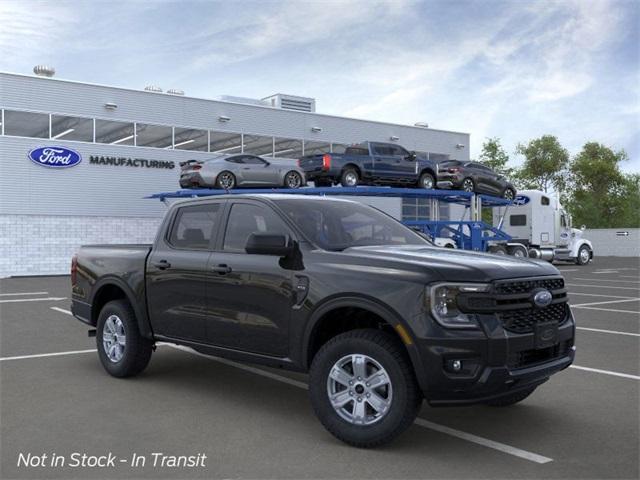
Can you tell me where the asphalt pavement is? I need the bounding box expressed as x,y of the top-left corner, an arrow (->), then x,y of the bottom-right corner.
1,257 -> 638,479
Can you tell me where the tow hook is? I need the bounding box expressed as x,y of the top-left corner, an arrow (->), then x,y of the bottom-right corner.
87,329 -> 96,338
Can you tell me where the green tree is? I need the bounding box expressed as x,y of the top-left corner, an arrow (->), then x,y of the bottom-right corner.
565,142 -> 638,228
515,135 -> 569,193
479,137 -> 513,176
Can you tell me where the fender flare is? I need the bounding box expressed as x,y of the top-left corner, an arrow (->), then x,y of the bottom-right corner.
301,294 -> 428,389
90,275 -> 154,339
570,238 -> 593,258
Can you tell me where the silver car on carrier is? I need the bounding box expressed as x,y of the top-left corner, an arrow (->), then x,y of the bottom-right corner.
179,154 -> 306,189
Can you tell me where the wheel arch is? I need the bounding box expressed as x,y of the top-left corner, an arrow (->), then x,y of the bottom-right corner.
302,295 -> 427,388
419,167 -> 436,179
90,276 -> 153,339
342,163 -> 362,177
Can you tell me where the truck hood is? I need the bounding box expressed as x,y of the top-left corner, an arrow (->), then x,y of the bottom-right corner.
342,245 -> 560,282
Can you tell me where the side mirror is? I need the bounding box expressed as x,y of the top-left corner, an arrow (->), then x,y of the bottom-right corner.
581,225 -> 586,231
407,151 -> 417,161
245,233 -> 293,256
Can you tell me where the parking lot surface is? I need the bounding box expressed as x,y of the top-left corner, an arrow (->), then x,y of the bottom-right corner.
1,257 -> 638,479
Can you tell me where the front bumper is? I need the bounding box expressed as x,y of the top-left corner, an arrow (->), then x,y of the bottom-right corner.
415,310 -> 575,406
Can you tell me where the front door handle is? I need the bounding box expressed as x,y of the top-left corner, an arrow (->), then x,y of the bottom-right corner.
153,260 -> 171,270
212,264 -> 232,274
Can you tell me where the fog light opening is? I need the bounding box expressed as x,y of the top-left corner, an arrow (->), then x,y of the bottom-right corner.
452,360 -> 462,372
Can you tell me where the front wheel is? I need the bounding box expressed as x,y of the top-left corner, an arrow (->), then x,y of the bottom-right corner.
503,188 -> 516,201
576,245 -> 591,265
489,245 -> 508,255
309,329 -> 422,448
507,244 -> 528,258
486,387 -> 537,407
96,300 -> 153,378
418,172 -> 435,189
284,170 -> 303,189
461,177 -> 475,192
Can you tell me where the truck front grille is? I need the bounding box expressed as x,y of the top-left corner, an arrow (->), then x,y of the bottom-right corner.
495,278 -> 565,295
499,302 -> 569,334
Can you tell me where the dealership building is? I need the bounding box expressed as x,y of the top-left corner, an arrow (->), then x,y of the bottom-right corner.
0,69 -> 470,277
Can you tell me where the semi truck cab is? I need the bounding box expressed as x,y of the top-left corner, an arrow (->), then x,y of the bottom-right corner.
494,190 -> 594,265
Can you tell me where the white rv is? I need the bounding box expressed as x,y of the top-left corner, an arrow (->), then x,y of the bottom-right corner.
493,190 -> 594,265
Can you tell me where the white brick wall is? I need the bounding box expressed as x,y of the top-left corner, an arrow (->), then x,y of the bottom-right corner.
0,214 -> 162,277
584,228 -> 640,257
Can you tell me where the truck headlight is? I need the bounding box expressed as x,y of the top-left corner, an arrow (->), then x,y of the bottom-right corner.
428,283 -> 490,329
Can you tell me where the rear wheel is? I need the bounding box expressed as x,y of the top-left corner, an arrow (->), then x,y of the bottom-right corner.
462,177 -> 475,192
418,172 -> 435,189
507,244 -> 528,258
576,245 -> 591,265
309,329 -> 422,448
488,245 -> 508,255
284,171 -> 303,189
216,171 -> 236,189
96,300 -> 153,378
340,168 -> 359,187
486,387 -> 537,407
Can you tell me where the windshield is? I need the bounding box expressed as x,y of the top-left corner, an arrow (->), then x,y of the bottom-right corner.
273,199 -> 430,251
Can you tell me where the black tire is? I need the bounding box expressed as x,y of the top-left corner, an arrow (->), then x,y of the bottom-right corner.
418,172 -> 435,190
461,177 -> 475,192
507,244 -> 528,258
216,171 -> 236,189
96,300 -> 153,378
576,245 -> 591,265
284,170 -> 303,189
314,179 -> 333,187
489,245 -> 508,255
340,168 -> 359,187
486,387 -> 537,407
503,188 -> 516,201
309,329 -> 422,448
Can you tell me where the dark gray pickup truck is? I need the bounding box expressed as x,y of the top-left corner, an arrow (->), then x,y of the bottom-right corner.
71,194 -> 575,447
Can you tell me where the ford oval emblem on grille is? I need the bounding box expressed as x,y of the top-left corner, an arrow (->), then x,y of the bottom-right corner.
28,146 -> 82,168
533,289 -> 553,308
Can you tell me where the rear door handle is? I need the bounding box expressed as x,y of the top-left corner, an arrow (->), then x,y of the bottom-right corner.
212,264 -> 232,274
153,260 -> 171,270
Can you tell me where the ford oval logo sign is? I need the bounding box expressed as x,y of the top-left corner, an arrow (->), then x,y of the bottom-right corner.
533,289 -> 553,308
28,146 -> 82,168
513,195 -> 530,206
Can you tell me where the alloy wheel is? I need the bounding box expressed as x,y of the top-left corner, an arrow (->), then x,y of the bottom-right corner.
103,314 -> 126,363
286,172 -> 302,189
327,354 -> 393,426
218,172 -> 235,189
344,172 -> 358,187
462,179 -> 474,192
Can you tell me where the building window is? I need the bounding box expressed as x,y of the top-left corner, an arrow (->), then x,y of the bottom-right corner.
210,131 -> 243,154
135,123 -> 173,148
51,114 -> 93,142
304,140 -> 331,155
402,199 -> 430,221
173,127 -> 208,151
243,134 -> 274,156
95,119 -> 135,145
273,137 -> 303,159
3,110 -> 49,138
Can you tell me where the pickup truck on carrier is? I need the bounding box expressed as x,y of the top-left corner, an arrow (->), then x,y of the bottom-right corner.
71,194 -> 576,447
298,141 -> 439,189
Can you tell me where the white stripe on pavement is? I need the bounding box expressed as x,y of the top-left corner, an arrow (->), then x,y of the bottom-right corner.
593,271 -> 619,274
51,307 -> 73,315
620,275 -> 640,279
566,283 -> 640,291
0,297 -> 67,304
569,292 -> 637,299
168,344 -> 553,464
573,278 -> 640,284
0,291 -> 49,296
576,327 -> 640,337
557,269 -> 579,272
570,365 -> 640,380
571,305 -> 640,314
0,349 -> 96,362
413,419 -> 553,464
571,298 -> 640,307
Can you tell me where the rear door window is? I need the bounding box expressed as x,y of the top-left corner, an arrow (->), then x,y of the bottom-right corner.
168,203 -> 222,249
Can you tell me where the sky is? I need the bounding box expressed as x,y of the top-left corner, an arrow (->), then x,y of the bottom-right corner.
1,0 -> 638,172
